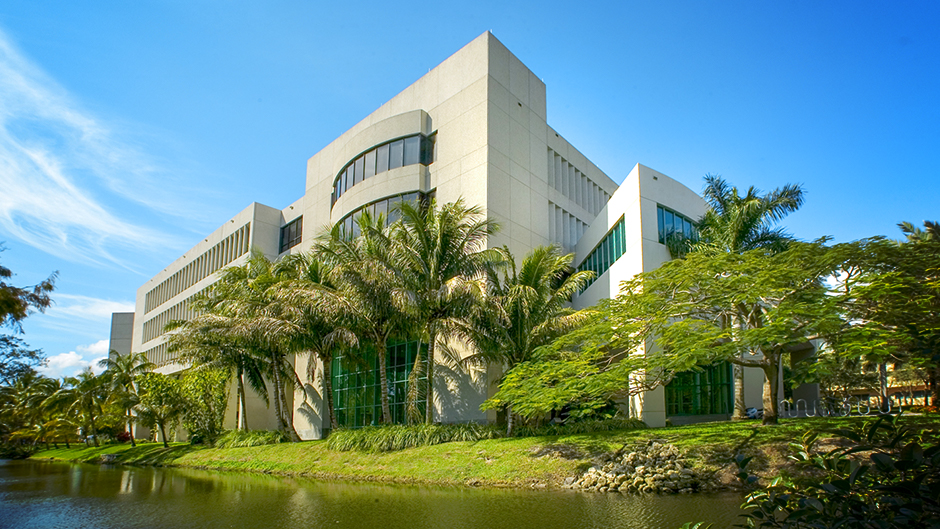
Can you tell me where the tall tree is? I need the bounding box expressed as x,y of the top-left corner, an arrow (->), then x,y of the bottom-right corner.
97,351 -> 153,446
0,249 -> 56,383
52,369 -> 108,446
692,174 -> 805,419
270,253 -> 357,432
457,245 -> 594,434
611,241 -> 847,425
392,199 -> 500,424
315,212 -> 409,425
136,373 -> 185,448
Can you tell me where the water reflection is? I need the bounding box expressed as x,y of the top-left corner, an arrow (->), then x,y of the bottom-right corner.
0,460 -> 744,529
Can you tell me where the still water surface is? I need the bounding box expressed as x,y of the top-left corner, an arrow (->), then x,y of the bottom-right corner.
0,460 -> 745,529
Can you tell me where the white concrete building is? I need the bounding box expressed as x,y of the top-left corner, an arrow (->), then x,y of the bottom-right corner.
112,32 -> 766,439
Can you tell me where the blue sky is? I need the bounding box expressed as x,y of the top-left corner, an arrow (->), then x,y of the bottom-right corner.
0,1 -> 937,377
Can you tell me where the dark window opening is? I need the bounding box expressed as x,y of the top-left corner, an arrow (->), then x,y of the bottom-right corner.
279,216 -> 303,253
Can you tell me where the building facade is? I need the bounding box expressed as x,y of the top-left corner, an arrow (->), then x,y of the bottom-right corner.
111,32 -> 766,439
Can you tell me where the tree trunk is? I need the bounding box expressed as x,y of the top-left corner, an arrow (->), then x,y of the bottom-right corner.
406,348 -> 424,424
127,409 -> 136,447
732,361 -> 746,419
90,415 -> 100,447
760,356 -> 779,426
879,362 -> 889,411
425,330 -> 436,424
322,354 -> 337,431
159,422 -> 169,448
270,359 -> 286,434
929,367 -> 939,407
236,367 -> 247,431
506,404 -> 515,437
377,336 -> 392,424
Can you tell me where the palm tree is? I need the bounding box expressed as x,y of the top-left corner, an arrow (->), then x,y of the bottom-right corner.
693,174 -> 805,419
899,220 -> 940,242
454,245 -> 594,435
315,212 -> 409,425
391,199 -> 500,423
97,351 -> 153,446
167,306 -> 269,432
270,253 -> 358,431
203,251 -> 303,439
52,369 -> 107,447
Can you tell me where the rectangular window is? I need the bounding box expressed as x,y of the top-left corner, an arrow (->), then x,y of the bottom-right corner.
364,150 -> 376,179
354,156 -> 364,185
657,207 -> 665,243
279,217 -> 303,253
376,143 -> 389,174
345,166 -> 354,193
389,140 -> 404,170
420,135 -> 434,165
664,210 -> 675,240
403,136 -> 420,166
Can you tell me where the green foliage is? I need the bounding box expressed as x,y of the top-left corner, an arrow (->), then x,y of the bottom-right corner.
510,418 -> 647,437
738,414 -> 940,528
137,373 -> 186,447
325,418 -> 648,452
214,429 -> 289,448
326,423 -> 503,452
180,368 -> 230,445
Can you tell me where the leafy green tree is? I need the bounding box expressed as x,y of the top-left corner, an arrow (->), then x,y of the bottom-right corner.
692,175 -> 805,419
0,249 -> 56,384
137,373 -> 186,448
591,241 -> 850,425
835,227 -> 940,406
391,199 -> 500,423
97,351 -> 153,446
180,368 -> 230,444
459,245 -> 594,434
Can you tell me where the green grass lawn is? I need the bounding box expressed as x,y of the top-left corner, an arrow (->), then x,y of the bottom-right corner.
32,415 -> 940,489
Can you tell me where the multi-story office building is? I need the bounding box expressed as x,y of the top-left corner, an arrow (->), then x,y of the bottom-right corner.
110,32 -> 767,439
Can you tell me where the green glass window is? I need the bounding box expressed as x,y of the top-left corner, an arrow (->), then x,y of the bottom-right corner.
665,362 -> 732,416
657,205 -> 698,245
576,216 -> 626,292
331,339 -> 427,428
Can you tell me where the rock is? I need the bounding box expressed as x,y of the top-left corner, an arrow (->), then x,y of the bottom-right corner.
564,477 -> 576,486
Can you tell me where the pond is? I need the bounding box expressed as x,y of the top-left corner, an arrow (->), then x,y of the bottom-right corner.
0,460 -> 746,529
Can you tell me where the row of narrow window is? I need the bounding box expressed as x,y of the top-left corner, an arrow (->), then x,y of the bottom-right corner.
548,202 -> 589,254
279,216 -> 303,253
547,148 -> 609,216
144,342 -> 169,368
657,205 -> 698,244
142,290 -> 202,344
144,223 -> 250,313
331,135 -> 433,207
577,217 -> 626,291
336,191 -> 429,239
664,362 -> 732,416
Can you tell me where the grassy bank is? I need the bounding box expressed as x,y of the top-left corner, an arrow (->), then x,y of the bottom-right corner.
31,416 -> 940,489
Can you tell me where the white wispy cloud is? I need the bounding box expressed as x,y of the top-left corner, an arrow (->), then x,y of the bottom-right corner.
46,294 -> 135,322
0,28 -> 219,267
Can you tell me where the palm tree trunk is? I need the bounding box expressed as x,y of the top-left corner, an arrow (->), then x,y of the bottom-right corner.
236,367 -> 247,431
322,354 -> 337,431
425,330 -> 436,424
159,422 -> 169,448
90,414 -> 100,447
406,349 -> 424,424
377,335 -> 392,424
127,409 -> 136,447
270,360 -> 286,433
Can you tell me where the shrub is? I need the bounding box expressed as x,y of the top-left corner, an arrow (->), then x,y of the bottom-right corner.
326,423 -> 502,452
214,429 -> 289,449
738,413 -> 940,528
